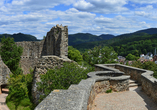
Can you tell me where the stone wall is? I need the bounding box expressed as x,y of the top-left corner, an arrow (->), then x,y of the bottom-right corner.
41,24 -> 68,58
16,41 -> 44,74
0,56 -> 12,93
87,71 -> 129,110
32,56 -> 72,105
95,64 -> 157,103
35,63 -> 157,110
35,64 -> 130,110
15,24 -> 68,74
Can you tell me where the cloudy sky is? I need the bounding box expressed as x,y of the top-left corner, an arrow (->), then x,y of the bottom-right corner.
0,0 -> 157,39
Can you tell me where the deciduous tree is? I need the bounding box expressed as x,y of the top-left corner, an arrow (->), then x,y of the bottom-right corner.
0,36 -> 23,75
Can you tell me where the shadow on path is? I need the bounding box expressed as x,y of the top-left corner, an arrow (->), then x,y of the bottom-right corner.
92,86 -> 157,110
132,86 -> 157,110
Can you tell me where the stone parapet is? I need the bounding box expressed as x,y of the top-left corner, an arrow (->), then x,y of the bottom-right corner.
35,64 -> 131,110
95,64 -> 157,104
35,64 -> 157,109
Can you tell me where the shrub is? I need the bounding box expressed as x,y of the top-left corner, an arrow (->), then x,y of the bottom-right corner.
37,62 -> 93,102
6,74 -> 34,110
20,98 -> 32,107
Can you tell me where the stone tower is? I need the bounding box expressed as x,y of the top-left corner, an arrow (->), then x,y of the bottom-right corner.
41,24 -> 68,58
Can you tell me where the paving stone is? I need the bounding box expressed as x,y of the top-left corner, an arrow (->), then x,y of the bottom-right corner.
92,87 -> 157,110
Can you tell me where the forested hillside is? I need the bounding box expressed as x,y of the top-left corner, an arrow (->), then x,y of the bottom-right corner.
73,33 -> 149,51
0,33 -> 39,42
114,38 -> 157,57
73,28 -> 157,52
68,33 -> 115,46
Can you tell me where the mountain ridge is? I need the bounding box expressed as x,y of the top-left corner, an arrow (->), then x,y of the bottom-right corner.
1,28 -> 157,50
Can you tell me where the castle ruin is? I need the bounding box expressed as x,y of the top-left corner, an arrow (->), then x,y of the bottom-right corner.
16,24 -> 69,74
41,24 -> 68,58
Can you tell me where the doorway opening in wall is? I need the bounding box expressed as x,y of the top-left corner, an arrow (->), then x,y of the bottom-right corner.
1,84 -> 9,94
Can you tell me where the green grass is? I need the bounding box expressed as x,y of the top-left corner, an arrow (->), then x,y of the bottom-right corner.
106,89 -> 112,93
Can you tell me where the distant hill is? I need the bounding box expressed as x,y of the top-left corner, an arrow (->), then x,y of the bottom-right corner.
68,33 -> 115,46
1,28 -> 157,51
135,28 -> 157,35
0,33 -> 40,42
99,34 -> 115,40
73,28 -> 157,51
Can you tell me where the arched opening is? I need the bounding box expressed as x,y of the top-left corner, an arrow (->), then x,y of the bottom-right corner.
1,84 -> 9,94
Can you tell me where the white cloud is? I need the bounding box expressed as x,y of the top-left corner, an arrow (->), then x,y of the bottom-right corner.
130,0 -> 157,4
74,0 -> 128,14
0,1 -> 4,6
0,5 -> 96,39
137,5 -> 153,10
0,0 -> 157,39
93,15 -> 152,35
95,16 -> 112,23
73,0 -> 94,10
134,11 -> 149,17
5,0 -> 76,14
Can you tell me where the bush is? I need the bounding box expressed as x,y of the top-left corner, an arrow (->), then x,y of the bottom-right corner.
6,74 -> 34,110
68,46 -> 83,62
20,98 -> 32,107
37,62 -> 93,102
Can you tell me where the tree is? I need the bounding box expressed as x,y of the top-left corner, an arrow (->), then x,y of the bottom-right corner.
0,36 -> 23,75
83,46 -> 117,66
68,46 -> 83,62
126,53 -> 137,61
132,61 -> 157,79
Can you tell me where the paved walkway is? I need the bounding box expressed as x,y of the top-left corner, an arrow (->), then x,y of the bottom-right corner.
0,89 -> 9,110
92,87 -> 157,110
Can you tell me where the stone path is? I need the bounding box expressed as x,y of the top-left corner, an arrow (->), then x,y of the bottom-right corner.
0,89 -> 9,110
92,86 -> 157,110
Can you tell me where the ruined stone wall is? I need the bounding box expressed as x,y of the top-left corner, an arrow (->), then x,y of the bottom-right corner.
32,56 -> 72,105
16,41 -> 44,58
15,24 -> 68,74
16,40 -> 44,74
0,56 -> 11,85
41,24 -> 68,58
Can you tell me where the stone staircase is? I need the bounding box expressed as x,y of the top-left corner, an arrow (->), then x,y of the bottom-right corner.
129,79 -> 141,91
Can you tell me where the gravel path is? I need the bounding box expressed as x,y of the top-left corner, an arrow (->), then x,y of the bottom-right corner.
92,87 -> 157,110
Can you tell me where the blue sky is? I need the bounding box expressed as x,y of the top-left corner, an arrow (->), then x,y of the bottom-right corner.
0,0 -> 157,39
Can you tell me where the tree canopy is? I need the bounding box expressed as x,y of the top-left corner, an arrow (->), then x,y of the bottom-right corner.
68,46 -> 83,62
126,53 -> 138,61
83,46 -> 117,66
0,36 -> 23,75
